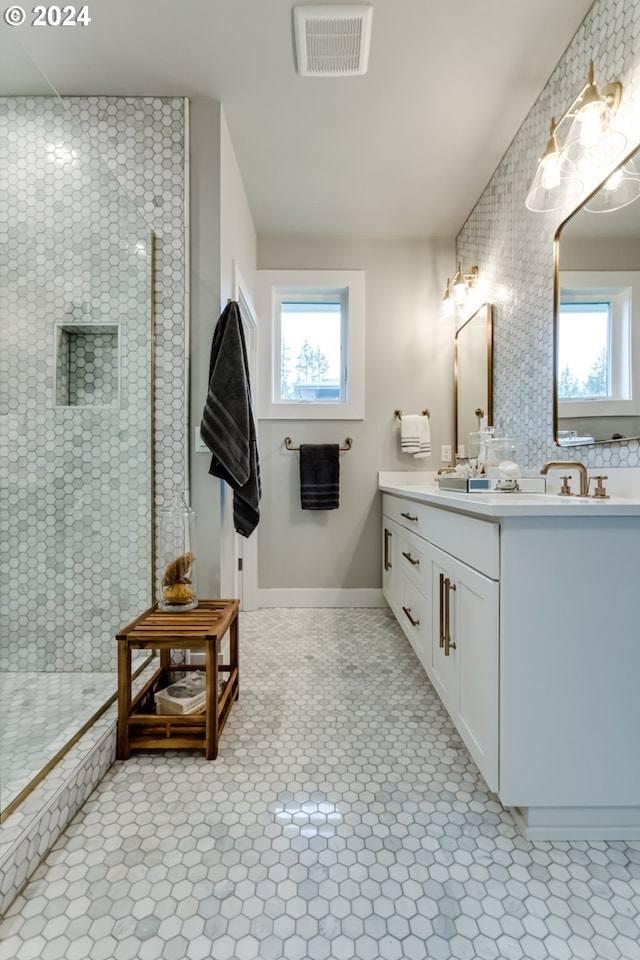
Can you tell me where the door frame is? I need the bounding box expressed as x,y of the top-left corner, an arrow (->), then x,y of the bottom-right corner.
219,261 -> 258,610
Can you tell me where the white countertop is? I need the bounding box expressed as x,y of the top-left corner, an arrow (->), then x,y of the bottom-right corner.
378,472 -> 640,517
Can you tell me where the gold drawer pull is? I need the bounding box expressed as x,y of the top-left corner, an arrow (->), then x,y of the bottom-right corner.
439,573 -> 445,648
400,511 -> 418,521
402,551 -> 420,566
402,606 -> 420,627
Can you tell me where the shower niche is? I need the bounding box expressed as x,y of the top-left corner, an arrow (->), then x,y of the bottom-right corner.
54,323 -> 121,407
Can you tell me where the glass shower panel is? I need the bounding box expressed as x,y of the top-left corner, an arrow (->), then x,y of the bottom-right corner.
0,31 -> 154,816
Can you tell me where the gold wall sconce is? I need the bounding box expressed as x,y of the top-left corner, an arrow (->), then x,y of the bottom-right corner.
526,60 -> 626,213
442,263 -> 479,305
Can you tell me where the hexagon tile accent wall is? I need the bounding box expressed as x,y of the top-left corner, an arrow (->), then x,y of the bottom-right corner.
0,94 -> 186,916
457,0 -> 640,472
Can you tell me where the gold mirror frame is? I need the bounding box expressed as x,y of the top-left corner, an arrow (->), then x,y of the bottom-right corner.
454,303 -> 493,457
553,142 -> 640,447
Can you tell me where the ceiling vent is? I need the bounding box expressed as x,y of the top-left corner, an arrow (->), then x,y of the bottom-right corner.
293,5 -> 373,77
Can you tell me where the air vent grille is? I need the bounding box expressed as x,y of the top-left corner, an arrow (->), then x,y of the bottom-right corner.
293,5 -> 373,77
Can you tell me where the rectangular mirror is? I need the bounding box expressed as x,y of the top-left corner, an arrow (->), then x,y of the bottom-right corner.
554,142 -> 640,446
454,303 -> 493,457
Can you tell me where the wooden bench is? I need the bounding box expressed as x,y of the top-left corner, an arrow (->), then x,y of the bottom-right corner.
117,599 -> 239,760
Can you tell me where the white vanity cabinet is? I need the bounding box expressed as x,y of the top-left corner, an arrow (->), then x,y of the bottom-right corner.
382,493 -> 499,790
380,478 -> 640,840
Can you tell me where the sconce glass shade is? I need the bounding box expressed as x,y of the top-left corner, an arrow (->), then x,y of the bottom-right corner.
525,156 -> 584,213
442,263 -> 479,304
568,98 -> 609,148
452,269 -> 469,303
526,62 -> 625,215
563,124 -> 627,180
584,157 -> 640,213
526,118 -> 584,213
564,64 -> 624,152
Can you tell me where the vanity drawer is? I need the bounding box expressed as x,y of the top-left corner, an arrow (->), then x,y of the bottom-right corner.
399,579 -> 430,671
398,528 -> 427,592
383,493 -> 427,533
382,493 -> 499,579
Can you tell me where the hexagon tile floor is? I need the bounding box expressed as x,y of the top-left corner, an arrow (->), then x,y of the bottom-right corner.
1,608 -> 639,960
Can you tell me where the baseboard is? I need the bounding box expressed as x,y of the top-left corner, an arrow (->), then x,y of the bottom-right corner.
509,804 -> 640,841
256,588 -> 386,608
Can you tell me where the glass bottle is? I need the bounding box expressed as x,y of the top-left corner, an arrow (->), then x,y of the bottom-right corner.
157,492 -> 198,612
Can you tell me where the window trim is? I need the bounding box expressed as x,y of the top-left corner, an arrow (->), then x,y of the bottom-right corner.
256,269 -> 365,420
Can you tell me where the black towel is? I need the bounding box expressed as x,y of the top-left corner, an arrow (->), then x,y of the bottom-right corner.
299,444 -> 340,510
200,301 -> 261,537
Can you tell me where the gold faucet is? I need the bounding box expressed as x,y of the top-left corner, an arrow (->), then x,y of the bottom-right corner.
540,460 -> 589,497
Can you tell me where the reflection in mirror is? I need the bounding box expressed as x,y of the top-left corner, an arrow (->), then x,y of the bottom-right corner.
0,31 -> 154,819
454,304 -> 493,457
554,142 -> 640,446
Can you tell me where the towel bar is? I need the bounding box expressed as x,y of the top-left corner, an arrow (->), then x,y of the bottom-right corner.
284,437 -> 353,451
394,409 -> 429,419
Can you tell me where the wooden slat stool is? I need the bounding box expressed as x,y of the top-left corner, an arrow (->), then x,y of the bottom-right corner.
117,599 -> 239,760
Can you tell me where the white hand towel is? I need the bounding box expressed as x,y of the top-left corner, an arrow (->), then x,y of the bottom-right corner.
400,414 -> 431,458
414,414 -> 431,459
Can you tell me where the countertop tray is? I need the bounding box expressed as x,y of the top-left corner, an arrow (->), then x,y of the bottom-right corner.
438,477 -> 547,493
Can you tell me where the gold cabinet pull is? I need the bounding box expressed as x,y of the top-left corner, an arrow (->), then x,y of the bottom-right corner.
402,551 -> 420,566
400,511 -> 418,522
384,528 -> 392,571
402,606 -> 420,627
444,578 -> 457,656
439,573 -> 445,648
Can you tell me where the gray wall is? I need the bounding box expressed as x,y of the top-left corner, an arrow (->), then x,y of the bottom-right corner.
457,0 -> 640,471
256,236 -> 453,595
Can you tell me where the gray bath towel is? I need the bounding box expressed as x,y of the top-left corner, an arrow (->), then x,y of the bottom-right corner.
299,444 -> 340,510
200,301 -> 261,537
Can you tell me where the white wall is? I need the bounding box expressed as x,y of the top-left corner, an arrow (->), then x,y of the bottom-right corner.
218,107 -> 258,598
189,99 -> 223,598
220,107 -> 257,304
189,101 -> 258,599
256,235 -> 454,604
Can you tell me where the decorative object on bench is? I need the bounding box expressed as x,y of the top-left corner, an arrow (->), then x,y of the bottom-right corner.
161,551 -> 196,608
157,493 -> 198,611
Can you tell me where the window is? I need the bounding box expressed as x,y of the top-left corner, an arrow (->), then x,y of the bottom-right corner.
257,269 -> 365,420
278,296 -> 345,403
558,273 -> 636,419
558,301 -> 612,400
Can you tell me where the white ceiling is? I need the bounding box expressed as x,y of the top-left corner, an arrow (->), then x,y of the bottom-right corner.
4,0 -> 595,239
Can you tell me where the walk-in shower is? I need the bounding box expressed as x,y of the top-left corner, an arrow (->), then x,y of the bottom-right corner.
0,33 -> 154,818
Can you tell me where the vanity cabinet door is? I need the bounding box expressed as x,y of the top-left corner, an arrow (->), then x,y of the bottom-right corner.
429,550 -> 458,710
382,517 -> 402,615
430,544 -> 499,791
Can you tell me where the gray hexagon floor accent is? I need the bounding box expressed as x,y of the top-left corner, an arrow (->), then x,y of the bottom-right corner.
1,608 -> 639,959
